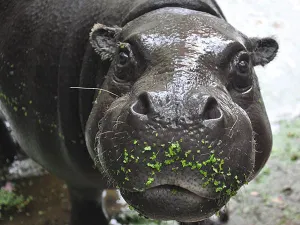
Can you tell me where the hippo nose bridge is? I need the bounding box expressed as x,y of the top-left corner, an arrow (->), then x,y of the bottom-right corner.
130,90 -> 223,124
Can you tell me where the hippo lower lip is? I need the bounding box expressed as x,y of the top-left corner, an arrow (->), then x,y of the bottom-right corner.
121,184 -> 227,222
145,185 -> 218,200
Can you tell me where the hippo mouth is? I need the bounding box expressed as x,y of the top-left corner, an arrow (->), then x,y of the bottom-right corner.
95,92 -> 255,221
151,184 -> 219,200
147,184 -> 216,199
120,184 -> 227,222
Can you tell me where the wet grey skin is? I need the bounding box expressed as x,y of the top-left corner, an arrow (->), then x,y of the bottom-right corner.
0,0 -> 278,224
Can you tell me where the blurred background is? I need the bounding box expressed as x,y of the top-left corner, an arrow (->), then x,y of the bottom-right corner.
1,1 -> 300,225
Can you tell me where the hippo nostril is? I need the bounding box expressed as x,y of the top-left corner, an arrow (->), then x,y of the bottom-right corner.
131,92 -> 152,116
203,97 -> 222,120
204,106 -> 221,120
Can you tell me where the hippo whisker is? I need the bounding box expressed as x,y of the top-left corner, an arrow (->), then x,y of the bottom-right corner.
114,131 -> 128,136
70,86 -> 120,97
111,136 -> 119,140
113,115 -> 124,129
98,130 -> 115,136
106,103 -> 125,113
200,152 -> 211,157
226,115 -> 239,138
236,148 -> 242,153
117,153 -> 123,162
112,120 -> 125,124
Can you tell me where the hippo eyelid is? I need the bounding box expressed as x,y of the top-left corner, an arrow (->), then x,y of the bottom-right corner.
241,86 -> 253,95
218,42 -> 246,69
126,37 -> 151,61
125,38 -> 150,71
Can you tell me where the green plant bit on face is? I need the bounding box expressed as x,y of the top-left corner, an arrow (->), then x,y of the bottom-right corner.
235,175 -> 241,184
214,180 -> 220,186
147,162 -> 162,172
185,150 -> 192,157
150,152 -> 158,160
200,170 -> 208,177
146,177 -> 154,186
219,159 -> 224,171
215,187 -> 223,192
119,43 -> 126,49
226,188 -> 237,197
144,146 -> 151,151
165,141 -> 181,158
181,160 -> 192,168
196,162 -> 202,169
212,167 -> 218,173
123,149 -> 129,164
164,159 -> 175,165
202,178 -> 212,187
172,167 -> 179,171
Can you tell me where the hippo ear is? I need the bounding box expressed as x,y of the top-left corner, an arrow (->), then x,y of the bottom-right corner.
89,23 -> 122,61
250,37 -> 279,66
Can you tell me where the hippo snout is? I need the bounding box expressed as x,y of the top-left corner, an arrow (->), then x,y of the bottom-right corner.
129,91 -> 223,126
96,86 -> 255,222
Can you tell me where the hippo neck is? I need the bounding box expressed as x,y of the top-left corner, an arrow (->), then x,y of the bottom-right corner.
122,0 -> 226,26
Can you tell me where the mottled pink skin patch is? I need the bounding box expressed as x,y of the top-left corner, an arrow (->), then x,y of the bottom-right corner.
1,181 -> 14,192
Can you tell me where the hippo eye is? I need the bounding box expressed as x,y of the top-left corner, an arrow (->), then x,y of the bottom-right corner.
118,51 -> 130,65
235,52 -> 250,74
237,60 -> 249,73
114,43 -> 136,83
231,51 -> 252,92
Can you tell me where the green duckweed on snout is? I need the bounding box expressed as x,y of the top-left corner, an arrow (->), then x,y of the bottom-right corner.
116,137 -> 246,197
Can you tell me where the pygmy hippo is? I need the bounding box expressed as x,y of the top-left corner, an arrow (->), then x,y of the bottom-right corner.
0,0 -> 278,224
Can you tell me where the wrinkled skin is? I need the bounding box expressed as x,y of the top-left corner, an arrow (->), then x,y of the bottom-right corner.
0,0 -> 278,224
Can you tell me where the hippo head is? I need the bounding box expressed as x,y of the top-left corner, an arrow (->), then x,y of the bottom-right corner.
86,7 -> 278,222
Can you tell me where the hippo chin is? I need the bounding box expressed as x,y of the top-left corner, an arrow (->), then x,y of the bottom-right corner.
0,0 -> 278,224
